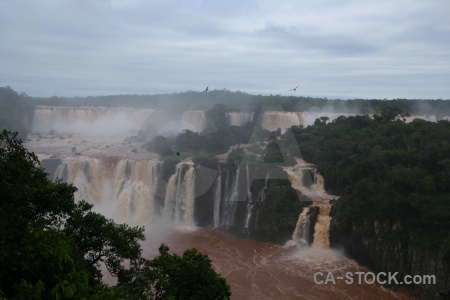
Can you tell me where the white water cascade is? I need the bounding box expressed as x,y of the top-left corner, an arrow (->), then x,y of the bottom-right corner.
284,159 -> 338,248
213,166 -> 222,228
261,111 -> 305,133
112,159 -> 161,225
163,163 -> 196,227
313,204 -> 332,248
226,112 -> 254,126
32,105 -> 153,135
32,106 -> 208,136
291,205 -> 313,245
244,164 -> 253,229
52,157 -> 162,226
223,167 -> 240,229
283,160 -> 329,201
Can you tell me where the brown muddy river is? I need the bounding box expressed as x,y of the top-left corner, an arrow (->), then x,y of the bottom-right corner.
141,227 -> 414,300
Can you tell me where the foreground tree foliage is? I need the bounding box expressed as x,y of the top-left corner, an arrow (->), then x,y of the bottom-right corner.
118,244 -> 231,300
0,130 -> 230,299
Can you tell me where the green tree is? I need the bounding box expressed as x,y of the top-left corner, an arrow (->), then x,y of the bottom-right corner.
0,129 -> 94,298
0,87 -> 36,138
193,152 -> 219,170
145,135 -> 173,155
63,200 -> 145,280
118,244 -> 231,300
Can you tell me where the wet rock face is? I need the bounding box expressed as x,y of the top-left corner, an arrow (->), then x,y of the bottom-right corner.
329,201 -> 450,300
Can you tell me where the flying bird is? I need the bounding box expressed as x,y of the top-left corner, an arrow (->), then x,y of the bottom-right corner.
288,85 -> 299,91
204,86 -> 209,92
176,152 -> 180,156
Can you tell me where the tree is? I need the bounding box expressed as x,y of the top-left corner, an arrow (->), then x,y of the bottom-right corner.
373,106 -> 410,123
227,147 -> 245,165
63,200 -> 145,280
0,87 -> 36,138
193,152 -> 219,170
145,135 -> 173,155
0,129 -> 94,298
118,244 -> 231,300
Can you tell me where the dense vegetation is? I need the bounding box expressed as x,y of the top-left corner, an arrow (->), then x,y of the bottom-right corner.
0,130 -> 231,299
0,87 -> 35,138
250,176 -> 311,244
286,107 -> 450,250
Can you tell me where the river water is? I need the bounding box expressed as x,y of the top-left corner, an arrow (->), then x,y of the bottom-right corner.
141,227 -> 413,300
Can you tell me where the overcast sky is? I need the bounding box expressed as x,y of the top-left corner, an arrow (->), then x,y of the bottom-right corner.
1,0 -> 449,99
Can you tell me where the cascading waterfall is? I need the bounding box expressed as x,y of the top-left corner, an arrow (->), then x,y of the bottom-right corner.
52,157 -> 163,226
181,110 -> 207,132
226,112 -> 254,126
292,206 -> 313,243
284,160 -> 338,249
244,164 -> 253,229
312,204 -> 331,248
163,163 -> 196,227
32,105 -> 153,135
213,166 -> 222,228
223,167 -> 240,229
261,111 -> 305,133
112,159 -> 161,225
53,157 -> 107,204
283,163 -> 328,200
32,106 -> 209,136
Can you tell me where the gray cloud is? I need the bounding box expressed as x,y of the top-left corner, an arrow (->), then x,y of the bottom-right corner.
0,0 -> 449,99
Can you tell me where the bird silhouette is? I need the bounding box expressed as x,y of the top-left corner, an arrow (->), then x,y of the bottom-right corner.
288,85 -> 299,91
176,152 -> 180,156
204,86 -> 209,92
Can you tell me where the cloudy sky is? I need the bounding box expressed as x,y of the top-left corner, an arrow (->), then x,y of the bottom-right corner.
1,0 -> 449,99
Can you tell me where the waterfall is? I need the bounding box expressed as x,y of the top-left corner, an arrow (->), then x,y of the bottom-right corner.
313,204 -> 331,248
292,206 -> 312,243
213,166 -> 222,228
226,112 -> 254,126
52,157 -> 162,226
181,110 -> 207,132
162,167 -> 180,221
224,167 -> 240,229
112,159 -> 161,226
283,161 -> 332,200
244,164 -> 253,230
53,156 -> 107,204
32,106 -> 208,136
261,111 -> 305,133
32,105 -> 153,135
163,163 -> 196,227
283,159 -> 338,249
